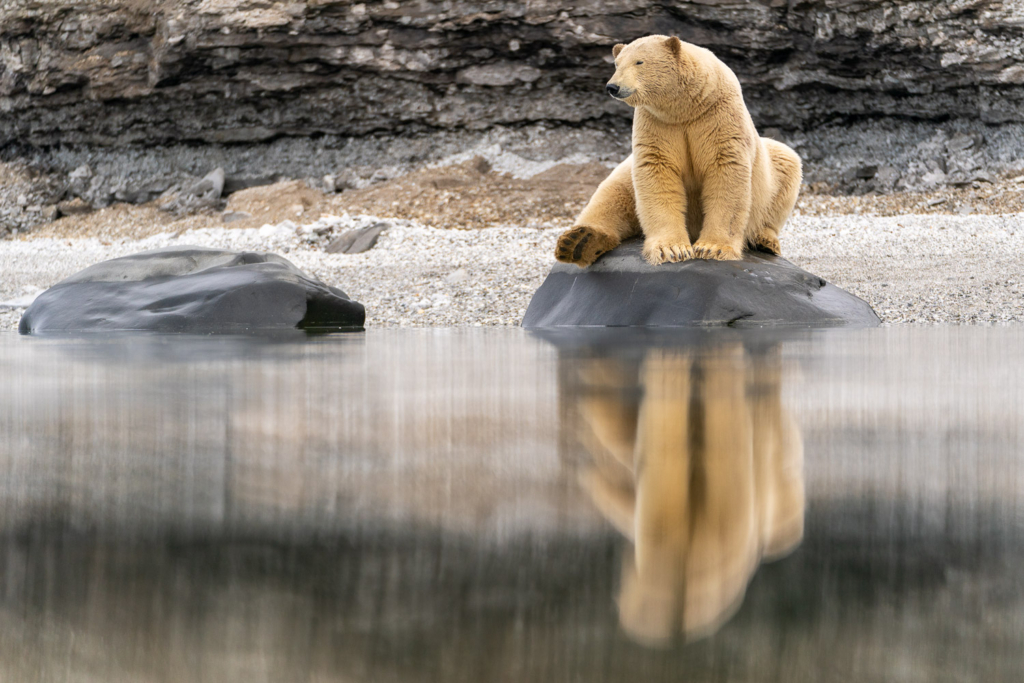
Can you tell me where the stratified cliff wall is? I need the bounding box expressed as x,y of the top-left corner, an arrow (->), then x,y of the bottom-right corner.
2,0 -> 1022,146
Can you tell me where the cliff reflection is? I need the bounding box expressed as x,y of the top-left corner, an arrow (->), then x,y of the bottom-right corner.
567,343 -> 804,646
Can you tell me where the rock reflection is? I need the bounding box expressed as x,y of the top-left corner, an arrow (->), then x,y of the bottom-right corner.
569,343 -> 804,645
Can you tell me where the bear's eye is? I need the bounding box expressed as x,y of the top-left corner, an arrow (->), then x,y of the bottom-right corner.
635,61 -> 644,65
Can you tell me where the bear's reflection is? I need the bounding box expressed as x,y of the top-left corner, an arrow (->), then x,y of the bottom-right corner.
569,343 -> 804,646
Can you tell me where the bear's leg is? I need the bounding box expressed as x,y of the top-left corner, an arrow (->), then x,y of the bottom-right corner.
556,157 -> 639,267
748,349 -> 804,561
750,141 -> 801,256
683,344 -> 757,638
693,165 -> 750,261
632,154 -> 693,265
617,349 -> 693,644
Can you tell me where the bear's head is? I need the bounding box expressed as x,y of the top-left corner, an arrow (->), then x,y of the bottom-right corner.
606,35 -> 709,116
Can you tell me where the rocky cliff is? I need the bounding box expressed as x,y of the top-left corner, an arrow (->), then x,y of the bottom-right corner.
2,0 -> 1023,147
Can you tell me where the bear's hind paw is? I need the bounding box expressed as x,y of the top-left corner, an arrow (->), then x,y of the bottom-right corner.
750,234 -> 782,256
555,226 -> 619,267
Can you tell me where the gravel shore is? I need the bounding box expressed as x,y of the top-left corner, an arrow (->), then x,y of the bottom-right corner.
2,211 -> 1023,331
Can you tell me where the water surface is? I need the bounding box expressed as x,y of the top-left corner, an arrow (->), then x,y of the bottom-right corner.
1,327 -> 1022,681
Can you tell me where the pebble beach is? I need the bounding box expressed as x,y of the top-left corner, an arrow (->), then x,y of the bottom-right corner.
2,209 -> 1023,331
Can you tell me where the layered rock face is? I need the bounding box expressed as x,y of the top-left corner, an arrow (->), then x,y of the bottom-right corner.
1,0 -> 1022,147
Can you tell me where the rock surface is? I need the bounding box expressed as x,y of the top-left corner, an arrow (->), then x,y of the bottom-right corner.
521,238 -> 880,328
19,246 -> 365,333
326,222 -> 387,254
2,1 -> 1023,147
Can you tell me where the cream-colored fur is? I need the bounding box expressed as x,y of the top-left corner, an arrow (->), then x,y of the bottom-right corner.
554,35 -> 802,266
575,346 -> 804,646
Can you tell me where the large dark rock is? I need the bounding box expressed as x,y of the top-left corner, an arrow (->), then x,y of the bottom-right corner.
1,1 -> 1023,148
522,238 -> 879,328
19,247 -> 364,334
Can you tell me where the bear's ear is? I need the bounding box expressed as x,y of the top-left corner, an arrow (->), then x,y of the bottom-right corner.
612,43 -> 625,59
664,36 -> 682,60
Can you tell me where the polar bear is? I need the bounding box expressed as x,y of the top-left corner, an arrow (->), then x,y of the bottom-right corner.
555,35 -> 802,266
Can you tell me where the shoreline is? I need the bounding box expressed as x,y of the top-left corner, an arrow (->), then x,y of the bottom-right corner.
3,210 -> 1023,331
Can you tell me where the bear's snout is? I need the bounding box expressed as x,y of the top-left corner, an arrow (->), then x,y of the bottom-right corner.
606,83 -> 633,100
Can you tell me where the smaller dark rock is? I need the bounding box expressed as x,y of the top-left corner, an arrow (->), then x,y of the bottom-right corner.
19,246 -> 365,334
326,223 -> 388,254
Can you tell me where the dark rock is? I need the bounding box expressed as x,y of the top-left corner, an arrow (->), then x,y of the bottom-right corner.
4,1 -> 1024,148
522,238 -> 880,329
19,247 -> 365,334
326,223 -> 387,255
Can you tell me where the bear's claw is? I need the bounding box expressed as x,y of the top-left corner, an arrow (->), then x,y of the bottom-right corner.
693,243 -> 741,261
555,226 -> 619,267
642,240 -> 693,265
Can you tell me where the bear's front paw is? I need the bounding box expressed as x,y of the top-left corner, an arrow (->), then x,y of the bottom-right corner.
642,238 -> 693,265
693,242 -> 741,261
555,226 -> 619,267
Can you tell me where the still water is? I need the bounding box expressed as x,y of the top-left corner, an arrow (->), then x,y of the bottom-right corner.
1,327 -> 1022,682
